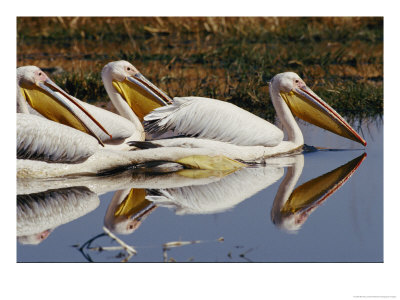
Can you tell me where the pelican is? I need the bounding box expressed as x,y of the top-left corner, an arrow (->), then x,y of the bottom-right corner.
101,60 -> 172,125
17,66 -> 246,177
17,65 -> 153,156
122,70 -> 367,158
34,60 -> 365,163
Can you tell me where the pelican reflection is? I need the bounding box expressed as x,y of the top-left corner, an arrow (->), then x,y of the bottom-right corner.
102,157 -> 296,234
104,153 -> 365,235
271,153 -> 367,232
17,152 -> 366,245
17,187 -> 99,245
17,166 -> 240,243
104,188 -> 157,235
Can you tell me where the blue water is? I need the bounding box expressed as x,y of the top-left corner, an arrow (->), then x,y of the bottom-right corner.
17,118 -> 383,262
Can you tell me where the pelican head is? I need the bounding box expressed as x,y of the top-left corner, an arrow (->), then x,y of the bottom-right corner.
17,66 -> 50,88
102,60 -> 172,123
17,66 -> 111,145
270,72 -> 366,146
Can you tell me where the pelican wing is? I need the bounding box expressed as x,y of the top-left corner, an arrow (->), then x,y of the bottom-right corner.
144,97 -> 283,147
17,113 -> 99,163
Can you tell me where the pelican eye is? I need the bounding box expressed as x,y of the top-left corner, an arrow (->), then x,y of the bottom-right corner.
38,72 -> 42,76
127,67 -> 131,71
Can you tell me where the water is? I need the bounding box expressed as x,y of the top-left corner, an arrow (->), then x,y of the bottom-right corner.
16,118 -> 383,262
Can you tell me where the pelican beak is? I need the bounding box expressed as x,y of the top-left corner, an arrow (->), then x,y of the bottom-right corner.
280,86 -> 367,146
112,73 -> 172,121
20,78 -> 112,146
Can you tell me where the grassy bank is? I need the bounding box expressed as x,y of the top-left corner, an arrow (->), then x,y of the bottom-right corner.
17,17 -> 383,121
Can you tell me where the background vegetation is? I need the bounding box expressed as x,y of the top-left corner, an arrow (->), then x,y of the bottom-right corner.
17,17 -> 383,122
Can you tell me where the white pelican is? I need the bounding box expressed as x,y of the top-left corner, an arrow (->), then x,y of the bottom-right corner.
17,65 -> 148,157
101,61 -> 172,125
129,71 -> 367,158
17,65 -> 246,177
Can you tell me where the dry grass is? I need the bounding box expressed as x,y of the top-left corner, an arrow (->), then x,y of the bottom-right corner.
17,17 -> 383,121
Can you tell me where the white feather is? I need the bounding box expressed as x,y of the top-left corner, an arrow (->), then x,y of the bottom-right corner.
17,113 -> 99,163
144,96 -> 283,146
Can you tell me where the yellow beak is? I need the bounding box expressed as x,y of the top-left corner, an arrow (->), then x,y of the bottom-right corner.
280,86 -> 367,146
20,79 -> 111,146
112,73 -> 172,121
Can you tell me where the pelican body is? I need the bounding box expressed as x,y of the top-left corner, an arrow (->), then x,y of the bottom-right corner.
140,71 -> 366,157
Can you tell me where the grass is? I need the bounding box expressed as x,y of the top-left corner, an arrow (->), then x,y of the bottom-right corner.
17,17 -> 383,122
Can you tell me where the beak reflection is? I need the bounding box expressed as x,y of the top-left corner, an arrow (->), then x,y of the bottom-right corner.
272,152 -> 367,232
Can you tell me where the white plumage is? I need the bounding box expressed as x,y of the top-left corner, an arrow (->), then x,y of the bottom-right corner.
17,113 -> 99,163
145,96 -> 283,146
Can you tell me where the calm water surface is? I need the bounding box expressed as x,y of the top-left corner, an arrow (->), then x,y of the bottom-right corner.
17,118 -> 383,262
